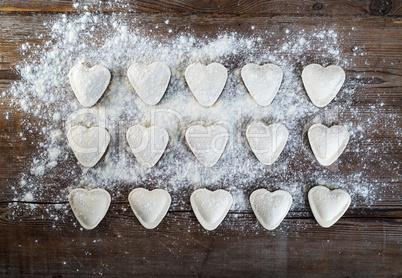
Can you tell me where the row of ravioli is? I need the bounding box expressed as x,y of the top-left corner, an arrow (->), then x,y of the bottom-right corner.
67,122 -> 350,169
68,185 -> 351,231
69,62 -> 345,108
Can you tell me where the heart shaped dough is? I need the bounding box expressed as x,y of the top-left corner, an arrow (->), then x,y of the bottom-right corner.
68,188 -> 111,230
246,122 -> 289,165
185,124 -> 229,167
67,125 -> 110,168
190,188 -> 233,231
128,188 -> 171,229
68,64 -> 111,107
185,63 -> 228,107
308,185 -> 351,228
127,62 -> 171,105
250,189 -> 292,230
308,123 -> 349,166
302,64 -> 345,107
241,63 -> 283,106
126,125 -> 169,167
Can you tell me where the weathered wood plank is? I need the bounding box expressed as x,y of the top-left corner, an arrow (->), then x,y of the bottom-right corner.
0,203 -> 401,277
0,0 -> 401,16
0,14 -> 400,212
0,5 -> 400,278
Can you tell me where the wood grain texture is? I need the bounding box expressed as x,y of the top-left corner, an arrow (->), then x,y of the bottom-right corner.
0,13 -> 401,93
1,203 -> 401,277
0,3 -> 401,277
0,0 -> 401,16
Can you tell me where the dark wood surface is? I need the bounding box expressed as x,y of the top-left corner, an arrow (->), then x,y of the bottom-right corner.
0,0 -> 401,16
0,0 -> 401,277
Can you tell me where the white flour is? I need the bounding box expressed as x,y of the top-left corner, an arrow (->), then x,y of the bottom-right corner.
6,12 -> 400,229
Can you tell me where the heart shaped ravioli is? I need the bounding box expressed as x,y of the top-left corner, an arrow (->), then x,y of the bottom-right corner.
68,64 -> 111,107
308,123 -> 349,166
68,188 -> 111,230
308,185 -> 351,228
185,124 -> 229,167
67,125 -> 110,168
128,188 -> 171,229
190,188 -> 233,231
246,122 -> 288,165
126,125 -> 169,168
127,62 -> 171,105
185,63 -> 227,107
241,63 -> 283,106
302,64 -> 345,107
250,189 -> 292,230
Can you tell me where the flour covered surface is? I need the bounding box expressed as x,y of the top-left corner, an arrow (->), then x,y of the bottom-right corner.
126,125 -> 169,168
308,124 -> 350,166
127,62 -> 171,105
241,63 -> 283,106
185,62 -> 228,107
6,10 -> 400,232
67,125 -> 111,168
69,64 -> 111,107
246,122 -> 289,165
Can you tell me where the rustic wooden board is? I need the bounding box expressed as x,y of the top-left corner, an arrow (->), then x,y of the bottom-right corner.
1,203 -> 401,277
0,0 -> 401,16
0,1 -> 401,277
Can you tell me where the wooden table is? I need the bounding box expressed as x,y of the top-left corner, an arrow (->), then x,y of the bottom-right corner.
0,0 -> 401,276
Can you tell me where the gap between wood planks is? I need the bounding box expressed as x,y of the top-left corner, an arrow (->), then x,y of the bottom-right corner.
0,11 -> 402,20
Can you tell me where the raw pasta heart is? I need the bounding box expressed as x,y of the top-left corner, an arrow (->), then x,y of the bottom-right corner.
241,63 -> 283,106
126,125 -> 169,167
246,122 -> 288,165
308,123 -> 349,166
250,189 -> 292,230
67,125 -> 110,168
185,63 -> 227,107
128,188 -> 171,229
190,188 -> 233,231
302,64 -> 345,107
127,62 -> 171,105
308,185 -> 351,228
68,64 -> 111,107
68,188 -> 111,230
185,124 -> 229,167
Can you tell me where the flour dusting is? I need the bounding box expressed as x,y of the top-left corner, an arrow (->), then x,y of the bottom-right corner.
5,11 -> 400,229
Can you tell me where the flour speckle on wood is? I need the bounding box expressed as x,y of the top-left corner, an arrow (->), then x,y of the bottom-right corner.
6,12 -> 399,228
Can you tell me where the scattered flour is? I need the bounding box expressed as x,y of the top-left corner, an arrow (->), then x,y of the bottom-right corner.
5,11 -> 400,229
24,192 -> 34,202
